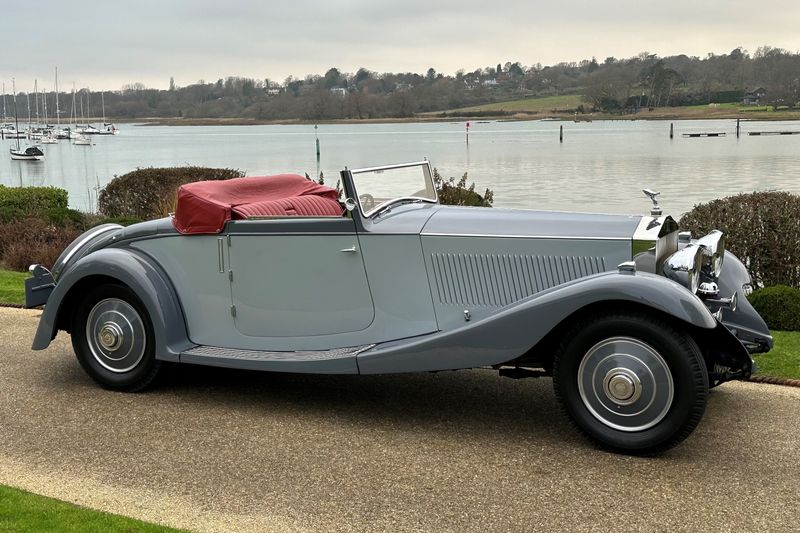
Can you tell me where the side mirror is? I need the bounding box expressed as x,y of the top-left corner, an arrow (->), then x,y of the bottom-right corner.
344,198 -> 357,212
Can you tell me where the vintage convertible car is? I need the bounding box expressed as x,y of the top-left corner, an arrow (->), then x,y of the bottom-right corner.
26,161 -> 772,453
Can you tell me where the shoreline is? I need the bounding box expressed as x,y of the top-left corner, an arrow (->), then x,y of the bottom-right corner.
112,108 -> 800,127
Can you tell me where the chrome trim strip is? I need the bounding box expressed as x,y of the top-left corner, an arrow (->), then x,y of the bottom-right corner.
350,160 -> 431,174
420,232 -> 630,241
60,224 -> 122,265
366,196 -> 438,218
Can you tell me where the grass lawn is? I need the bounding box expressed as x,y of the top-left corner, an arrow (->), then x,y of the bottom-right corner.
753,331 -> 800,380
0,485 -> 184,532
446,94 -> 584,114
0,268 -> 26,306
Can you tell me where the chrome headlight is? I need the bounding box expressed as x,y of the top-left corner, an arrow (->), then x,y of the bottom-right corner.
696,229 -> 725,278
663,244 -> 704,294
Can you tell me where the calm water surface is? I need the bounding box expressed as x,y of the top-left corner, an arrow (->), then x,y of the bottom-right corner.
1,119 -> 798,217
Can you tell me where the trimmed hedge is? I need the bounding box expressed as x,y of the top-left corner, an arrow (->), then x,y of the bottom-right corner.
680,191 -> 800,288
748,285 -> 800,331
98,166 -> 244,220
0,185 -> 68,222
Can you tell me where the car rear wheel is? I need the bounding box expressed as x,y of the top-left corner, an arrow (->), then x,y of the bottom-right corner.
71,284 -> 161,392
553,311 -> 708,454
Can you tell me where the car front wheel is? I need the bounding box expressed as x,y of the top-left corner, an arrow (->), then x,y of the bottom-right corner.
553,311 -> 708,454
71,284 -> 161,392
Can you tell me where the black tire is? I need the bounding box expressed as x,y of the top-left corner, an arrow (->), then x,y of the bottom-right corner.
71,284 -> 161,392
553,311 -> 708,454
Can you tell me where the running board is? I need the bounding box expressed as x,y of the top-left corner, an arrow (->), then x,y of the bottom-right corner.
180,344 -> 375,374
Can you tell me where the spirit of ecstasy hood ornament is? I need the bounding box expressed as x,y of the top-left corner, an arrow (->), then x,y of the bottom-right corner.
642,189 -> 662,216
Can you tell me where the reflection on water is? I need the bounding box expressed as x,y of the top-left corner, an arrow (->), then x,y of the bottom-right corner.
1,119 -> 799,216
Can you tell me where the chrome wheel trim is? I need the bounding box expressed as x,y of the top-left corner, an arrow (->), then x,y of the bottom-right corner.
577,336 -> 674,432
85,298 -> 146,373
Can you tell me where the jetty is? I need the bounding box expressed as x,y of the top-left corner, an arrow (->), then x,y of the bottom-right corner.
747,131 -> 800,136
681,132 -> 726,138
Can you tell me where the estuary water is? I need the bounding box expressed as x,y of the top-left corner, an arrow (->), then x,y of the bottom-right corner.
1,119 -> 798,217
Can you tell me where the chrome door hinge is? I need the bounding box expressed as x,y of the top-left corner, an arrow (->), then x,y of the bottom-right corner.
228,270 -> 233,282
217,238 -> 225,273
230,305 -> 237,317
227,234 -> 232,247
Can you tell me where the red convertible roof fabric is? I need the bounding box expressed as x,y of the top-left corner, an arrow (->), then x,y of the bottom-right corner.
173,174 -> 342,234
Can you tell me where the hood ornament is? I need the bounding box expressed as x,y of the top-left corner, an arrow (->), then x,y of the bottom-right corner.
642,189 -> 662,216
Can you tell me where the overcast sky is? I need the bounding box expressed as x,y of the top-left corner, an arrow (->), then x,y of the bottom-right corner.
2,0 -> 799,92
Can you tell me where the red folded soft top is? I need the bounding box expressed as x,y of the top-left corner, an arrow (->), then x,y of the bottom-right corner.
173,174 -> 342,234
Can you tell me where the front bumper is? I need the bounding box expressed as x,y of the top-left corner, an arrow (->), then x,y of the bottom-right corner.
24,265 -> 55,308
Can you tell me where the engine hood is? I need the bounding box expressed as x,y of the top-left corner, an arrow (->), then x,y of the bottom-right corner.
420,206 -> 642,240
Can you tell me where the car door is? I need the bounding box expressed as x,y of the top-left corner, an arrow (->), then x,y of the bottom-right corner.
226,217 -> 375,338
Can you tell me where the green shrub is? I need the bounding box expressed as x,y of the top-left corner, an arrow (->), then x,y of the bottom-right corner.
680,191 -> 800,288
433,169 -> 494,207
98,166 -> 244,220
748,285 -> 800,331
0,185 -> 68,217
44,207 -> 87,227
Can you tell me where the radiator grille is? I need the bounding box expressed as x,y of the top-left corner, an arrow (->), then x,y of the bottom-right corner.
430,253 -> 606,307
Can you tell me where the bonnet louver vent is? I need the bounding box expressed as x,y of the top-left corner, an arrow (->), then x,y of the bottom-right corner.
430,253 -> 606,307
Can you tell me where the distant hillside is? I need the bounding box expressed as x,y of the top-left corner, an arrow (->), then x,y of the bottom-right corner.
19,46 -> 798,122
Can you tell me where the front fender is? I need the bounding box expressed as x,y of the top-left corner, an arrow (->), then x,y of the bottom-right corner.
32,248 -> 191,361
357,270 -> 716,374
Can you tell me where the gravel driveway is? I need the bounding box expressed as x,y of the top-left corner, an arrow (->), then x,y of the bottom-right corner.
1,307 -> 798,532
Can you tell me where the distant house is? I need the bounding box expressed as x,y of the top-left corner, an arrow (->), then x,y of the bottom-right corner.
482,78 -> 498,87
330,87 -> 347,97
743,87 -> 766,105
266,88 -> 281,96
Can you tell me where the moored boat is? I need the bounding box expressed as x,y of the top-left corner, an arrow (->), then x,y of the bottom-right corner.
10,145 -> 44,160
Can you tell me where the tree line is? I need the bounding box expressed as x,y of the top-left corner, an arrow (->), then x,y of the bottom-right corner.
7,46 -> 800,122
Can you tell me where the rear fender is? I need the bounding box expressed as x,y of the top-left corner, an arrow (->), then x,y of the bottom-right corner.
357,270 -> 717,374
32,248 -> 191,361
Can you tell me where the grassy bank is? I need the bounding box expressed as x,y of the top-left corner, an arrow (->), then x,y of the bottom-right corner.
755,331 -> 800,379
117,96 -> 800,126
0,269 -> 26,306
0,484 -> 184,532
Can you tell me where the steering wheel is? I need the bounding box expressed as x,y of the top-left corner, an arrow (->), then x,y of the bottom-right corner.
359,193 -> 375,211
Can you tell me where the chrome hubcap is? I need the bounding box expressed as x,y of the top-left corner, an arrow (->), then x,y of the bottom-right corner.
98,322 -> 124,351
603,368 -> 642,405
85,298 -> 146,373
578,336 -> 674,432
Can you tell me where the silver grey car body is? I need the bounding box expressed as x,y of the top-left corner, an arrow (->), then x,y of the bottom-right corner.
26,161 -> 772,453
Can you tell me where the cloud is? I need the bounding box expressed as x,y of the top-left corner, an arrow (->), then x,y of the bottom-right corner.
1,0 -> 798,91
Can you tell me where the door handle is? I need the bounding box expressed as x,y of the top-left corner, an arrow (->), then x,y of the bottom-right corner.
340,245 -> 358,253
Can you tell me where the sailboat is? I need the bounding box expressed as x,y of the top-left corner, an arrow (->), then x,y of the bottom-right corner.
9,79 -> 44,161
71,85 -> 92,145
53,67 -> 70,139
1,82 -> 26,140
40,85 -> 57,144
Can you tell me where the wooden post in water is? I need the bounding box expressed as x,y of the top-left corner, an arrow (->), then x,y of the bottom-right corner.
559,125 -> 563,143
670,123 -> 674,139
466,121 -> 470,144
314,124 -> 320,161
736,118 -> 741,138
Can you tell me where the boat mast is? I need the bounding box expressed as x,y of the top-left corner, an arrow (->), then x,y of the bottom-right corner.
2,82 -> 6,124
55,67 -> 60,127
71,83 -> 76,129
42,85 -> 48,126
101,91 -> 106,125
26,92 -> 31,137
12,78 -> 20,151
34,80 -> 39,127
